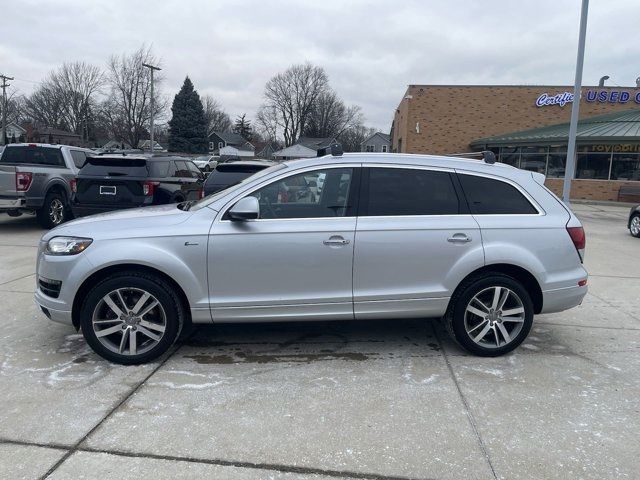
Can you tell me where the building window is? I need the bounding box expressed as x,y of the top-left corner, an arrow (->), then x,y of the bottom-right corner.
365,145 -> 375,152
520,154 -> 547,174
218,141 -> 224,149
208,142 -> 214,151
575,153 -> 611,180
381,145 -> 388,153
611,153 -> 640,180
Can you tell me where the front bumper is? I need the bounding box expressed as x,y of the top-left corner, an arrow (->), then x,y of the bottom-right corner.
34,290 -> 73,325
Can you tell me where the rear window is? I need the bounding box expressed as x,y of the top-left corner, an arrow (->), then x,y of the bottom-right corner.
70,150 -> 87,168
0,146 -> 64,167
80,157 -> 149,177
458,174 -> 538,215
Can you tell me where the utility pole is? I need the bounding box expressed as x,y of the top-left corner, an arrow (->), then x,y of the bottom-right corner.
142,63 -> 161,153
1,74 -> 14,146
562,0 -> 589,203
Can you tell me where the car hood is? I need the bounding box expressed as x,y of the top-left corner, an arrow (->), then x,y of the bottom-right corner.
42,204 -> 192,241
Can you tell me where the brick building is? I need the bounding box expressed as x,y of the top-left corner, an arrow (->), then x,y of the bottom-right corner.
391,85 -> 640,201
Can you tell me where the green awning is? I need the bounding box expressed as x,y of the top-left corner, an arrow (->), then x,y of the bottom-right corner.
471,109 -> 640,148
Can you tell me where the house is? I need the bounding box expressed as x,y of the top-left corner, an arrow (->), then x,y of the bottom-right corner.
253,141 -> 280,160
23,125 -> 82,146
208,131 -> 255,157
3,122 -> 26,143
102,140 -> 133,150
137,140 -> 165,152
361,132 -> 391,153
273,137 -> 338,160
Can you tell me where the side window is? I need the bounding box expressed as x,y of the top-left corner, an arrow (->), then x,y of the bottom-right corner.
149,161 -> 170,177
174,161 -> 191,177
458,174 -> 538,215
365,168 -> 459,216
70,150 -> 87,168
249,168 -> 353,220
186,161 -> 201,177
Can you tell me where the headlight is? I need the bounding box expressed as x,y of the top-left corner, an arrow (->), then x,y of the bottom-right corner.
45,236 -> 93,255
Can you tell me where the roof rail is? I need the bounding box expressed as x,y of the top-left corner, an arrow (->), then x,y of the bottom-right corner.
448,150 -> 496,164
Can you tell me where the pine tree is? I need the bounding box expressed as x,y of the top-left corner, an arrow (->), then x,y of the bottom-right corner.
168,77 -> 209,153
233,113 -> 252,141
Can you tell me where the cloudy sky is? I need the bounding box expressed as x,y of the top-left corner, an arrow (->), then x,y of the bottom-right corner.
2,0 -> 639,131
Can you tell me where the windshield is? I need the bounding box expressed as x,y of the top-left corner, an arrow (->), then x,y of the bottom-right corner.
190,163 -> 287,211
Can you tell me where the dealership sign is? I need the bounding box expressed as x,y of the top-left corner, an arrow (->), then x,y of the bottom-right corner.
536,89 -> 640,107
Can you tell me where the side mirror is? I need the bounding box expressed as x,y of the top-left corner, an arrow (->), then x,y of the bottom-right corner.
228,196 -> 259,221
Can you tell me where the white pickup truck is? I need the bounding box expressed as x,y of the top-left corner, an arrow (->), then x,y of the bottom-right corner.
0,143 -> 94,228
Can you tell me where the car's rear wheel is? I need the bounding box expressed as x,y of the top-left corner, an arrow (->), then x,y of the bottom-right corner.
37,191 -> 69,229
445,273 -> 534,356
80,272 -> 183,364
630,214 -> 640,238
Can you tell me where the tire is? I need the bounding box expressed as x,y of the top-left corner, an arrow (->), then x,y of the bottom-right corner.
80,271 -> 184,364
37,191 -> 69,229
444,273 -> 534,356
630,214 -> 640,238
204,165 -> 211,172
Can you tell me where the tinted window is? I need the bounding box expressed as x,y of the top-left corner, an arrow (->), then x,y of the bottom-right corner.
149,161 -> 170,177
366,168 -> 459,216
80,157 -> 149,177
0,146 -> 64,166
458,174 -> 538,215
70,150 -> 87,168
186,161 -> 201,177
174,161 -> 191,177
249,168 -> 353,219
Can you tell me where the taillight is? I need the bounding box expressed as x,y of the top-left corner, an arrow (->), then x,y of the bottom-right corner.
567,226 -> 586,262
143,181 -> 159,196
198,188 -> 204,199
70,178 -> 77,193
16,172 -> 33,192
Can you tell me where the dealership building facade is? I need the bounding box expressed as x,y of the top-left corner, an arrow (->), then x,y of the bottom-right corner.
391,85 -> 640,201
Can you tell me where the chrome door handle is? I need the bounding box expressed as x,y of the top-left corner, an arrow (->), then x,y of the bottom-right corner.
447,234 -> 471,243
323,236 -> 350,246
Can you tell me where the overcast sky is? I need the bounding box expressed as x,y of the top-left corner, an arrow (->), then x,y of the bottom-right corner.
2,0 -> 639,131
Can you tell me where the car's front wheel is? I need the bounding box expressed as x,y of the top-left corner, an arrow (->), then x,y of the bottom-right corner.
80,271 -> 183,364
630,214 -> 640,238
445,273 -> 534,356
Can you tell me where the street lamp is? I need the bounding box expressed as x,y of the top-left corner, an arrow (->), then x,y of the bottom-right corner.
142,63 -> 161,153
562,0 -> 590,203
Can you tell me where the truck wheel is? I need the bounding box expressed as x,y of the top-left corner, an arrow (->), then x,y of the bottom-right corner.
37,191 -> 68,229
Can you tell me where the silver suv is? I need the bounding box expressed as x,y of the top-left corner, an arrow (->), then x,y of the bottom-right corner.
35,153 -> 588,364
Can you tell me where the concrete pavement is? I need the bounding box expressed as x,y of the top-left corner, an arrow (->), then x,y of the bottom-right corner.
0,203 -> 638,480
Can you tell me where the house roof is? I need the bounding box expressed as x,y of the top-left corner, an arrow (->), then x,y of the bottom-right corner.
471,109 -> 640,147
273,143 -> 318,158
295,137 -> 336,151
361,132 -> 391,145
6,122 -> 26,134
223,144 -> 255,152
211,131 -> 252,146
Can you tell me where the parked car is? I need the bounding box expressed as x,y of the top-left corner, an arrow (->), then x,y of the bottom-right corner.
629,204 -> 640,238
191,155 -> 219,172
35,152 -> 588,364
70,155 -> 204,218
203,160 -> 275,196
0,143 -> 94,228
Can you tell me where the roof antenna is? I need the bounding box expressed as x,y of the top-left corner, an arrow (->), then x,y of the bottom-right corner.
330,143 -> 343,156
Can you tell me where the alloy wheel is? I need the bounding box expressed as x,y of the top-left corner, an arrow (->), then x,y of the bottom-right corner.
91,288 -> 167,356
464,286 -> 526,348
49,198 -> 64,225
631,216 -> 640,236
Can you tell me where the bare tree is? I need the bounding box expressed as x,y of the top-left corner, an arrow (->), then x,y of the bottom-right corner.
103,45 -> 166,148
201,95 -> 231,135
303,89 -> 363,138
255,104 -> 278,141
338,124 -> 377,153
0,90 -> 25,127
260,63 -> 328,146
23,62 -> 103,141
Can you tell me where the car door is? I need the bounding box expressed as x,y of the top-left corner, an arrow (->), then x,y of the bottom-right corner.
208,165 -> 360,322
353,165 -> 484,319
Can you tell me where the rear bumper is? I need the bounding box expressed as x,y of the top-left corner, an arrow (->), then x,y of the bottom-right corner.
0,197 -> 26,210
541,284 -> 588,314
